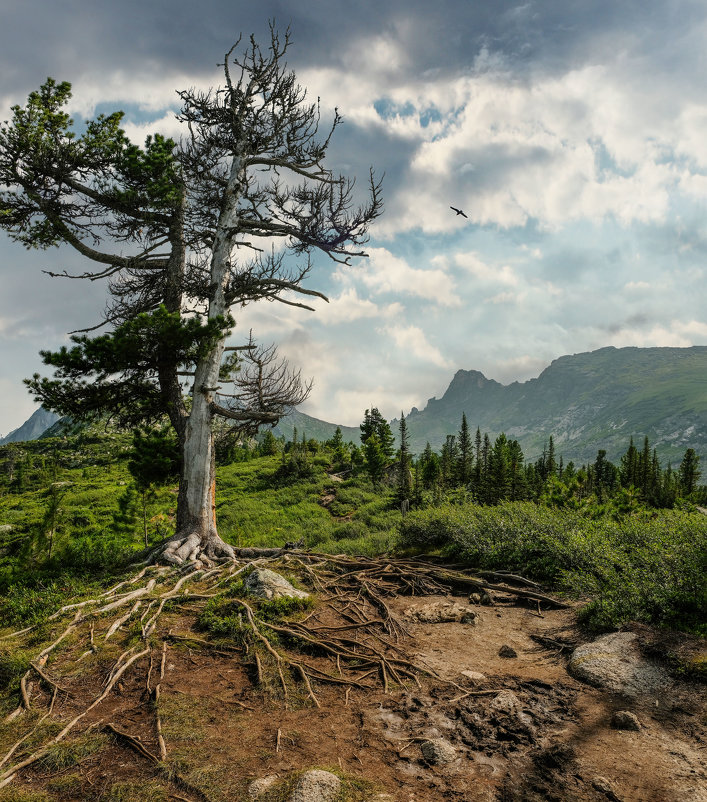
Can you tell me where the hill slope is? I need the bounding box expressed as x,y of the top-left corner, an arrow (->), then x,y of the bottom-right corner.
402,346 -> 707,462
5,346 -> 706,464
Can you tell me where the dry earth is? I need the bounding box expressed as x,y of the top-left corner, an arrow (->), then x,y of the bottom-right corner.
0,562 -> 704,802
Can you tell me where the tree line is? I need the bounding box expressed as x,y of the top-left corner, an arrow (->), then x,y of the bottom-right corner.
318,408 -> 704,512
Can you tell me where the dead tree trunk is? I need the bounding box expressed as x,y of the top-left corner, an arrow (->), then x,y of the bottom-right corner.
160,155 -> 244,564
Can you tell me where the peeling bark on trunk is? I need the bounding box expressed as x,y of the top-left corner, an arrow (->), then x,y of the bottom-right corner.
159,158 -> 244,565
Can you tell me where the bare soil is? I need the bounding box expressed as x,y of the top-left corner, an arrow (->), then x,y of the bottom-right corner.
1,565 -> 705,802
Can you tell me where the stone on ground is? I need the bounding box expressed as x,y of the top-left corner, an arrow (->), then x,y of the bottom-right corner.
568,632 -> 671,697
404,600 -> 477,624
420,738 -> 457,764
460,670 -> 486,684
288,769 -> 341,802
248,774 -> 279,798
498,644 -> 518,658
611,710 -> 642,731
244,568 -> 310,600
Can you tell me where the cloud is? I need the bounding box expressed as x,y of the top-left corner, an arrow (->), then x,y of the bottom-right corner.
381,324 -> 452,368
356,248 -> 461,306
454,252 -> 519,286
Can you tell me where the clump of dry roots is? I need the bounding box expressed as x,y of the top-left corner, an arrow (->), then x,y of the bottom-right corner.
0,551 -> 566,791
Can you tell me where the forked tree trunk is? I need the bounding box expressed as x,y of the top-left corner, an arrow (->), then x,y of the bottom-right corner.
159,156 -> 243,565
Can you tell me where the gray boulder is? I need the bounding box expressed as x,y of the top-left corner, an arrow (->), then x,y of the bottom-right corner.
288,770 -> 341,802
248,774 -> 279,798
244,568 -> 309,600
569,632 -> 671,697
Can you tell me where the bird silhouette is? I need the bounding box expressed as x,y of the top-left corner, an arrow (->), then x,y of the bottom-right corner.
450,206 -> 468,218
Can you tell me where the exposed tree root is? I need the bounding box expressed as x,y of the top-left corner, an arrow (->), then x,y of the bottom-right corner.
156,530 -> 235,566
0,550 -> 567,793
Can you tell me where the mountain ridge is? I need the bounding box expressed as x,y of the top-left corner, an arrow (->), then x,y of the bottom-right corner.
400,345 -> 707,462
4,345 -> 706,464
0,406 -> 59,446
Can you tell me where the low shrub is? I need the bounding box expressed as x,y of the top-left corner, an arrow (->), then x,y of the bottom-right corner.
398,502 -> 707,633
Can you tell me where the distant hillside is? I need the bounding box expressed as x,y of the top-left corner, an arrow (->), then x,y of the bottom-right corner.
5,346 -> 706,464
0,407 -> 59,445
271,408 -> 360,445
400,346 -> 707,463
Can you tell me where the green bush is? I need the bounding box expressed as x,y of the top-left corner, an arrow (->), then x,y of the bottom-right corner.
398,502 -> 707,633
332,520 -> 368,541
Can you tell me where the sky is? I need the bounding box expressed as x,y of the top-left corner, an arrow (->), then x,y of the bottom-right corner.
1,0 -> 706,436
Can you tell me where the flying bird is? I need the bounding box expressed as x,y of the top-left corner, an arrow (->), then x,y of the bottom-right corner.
450,206 -> 468,218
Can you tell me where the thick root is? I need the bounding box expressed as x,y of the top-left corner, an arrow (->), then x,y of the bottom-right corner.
156,530 -> 235,566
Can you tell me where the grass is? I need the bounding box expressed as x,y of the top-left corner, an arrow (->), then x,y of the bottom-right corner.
0,789 -> 51,802
99,781 -> 169,802
2,430 -> 705,638
37,731 -> 110,771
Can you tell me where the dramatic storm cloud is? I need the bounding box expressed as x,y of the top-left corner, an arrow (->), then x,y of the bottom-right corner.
1,1 -> 705,434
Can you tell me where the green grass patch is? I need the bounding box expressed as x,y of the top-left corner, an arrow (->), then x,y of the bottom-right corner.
100,781 -> 169,802
37,731 -> 110,771
0,789 -> 51,802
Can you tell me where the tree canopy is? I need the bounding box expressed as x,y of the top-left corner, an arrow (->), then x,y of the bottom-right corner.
0,26 -> 382,564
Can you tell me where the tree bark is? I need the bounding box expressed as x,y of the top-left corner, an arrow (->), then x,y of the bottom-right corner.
159,157 -> 244,564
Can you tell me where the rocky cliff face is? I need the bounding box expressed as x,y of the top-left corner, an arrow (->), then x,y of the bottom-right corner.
0,407 -> 59,445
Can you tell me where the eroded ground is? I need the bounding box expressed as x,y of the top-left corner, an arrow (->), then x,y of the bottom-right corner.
0,562 -> 704,802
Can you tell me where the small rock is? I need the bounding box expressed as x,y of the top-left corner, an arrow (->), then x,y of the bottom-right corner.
490,690 -> 535,731
420,738 -> 457,764
611,710 -> 641,731
490,690 -> 522,716
498,644 -> 517,658
405,601 -> 477,624
460,670 -> 486,685
288,770 -> 341,802
244,568 -> 309,600
248,775 -> 279,799
592,775 -> 622,801
469,592 -> 482,604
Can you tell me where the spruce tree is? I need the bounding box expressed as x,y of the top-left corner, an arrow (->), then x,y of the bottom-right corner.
456,413 -> 473,487
359,408 -> 394,460
546,435 -> 557,479
473,427 -> 482,488
679,448 -> 701,496
440,435 -> 458,488
507,439 -> 527,501
364,434 -> 387,486
396,412 -> 413,502
420,442 -> 441,489
487,433 -> 510,503
620,437 -> 639,488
